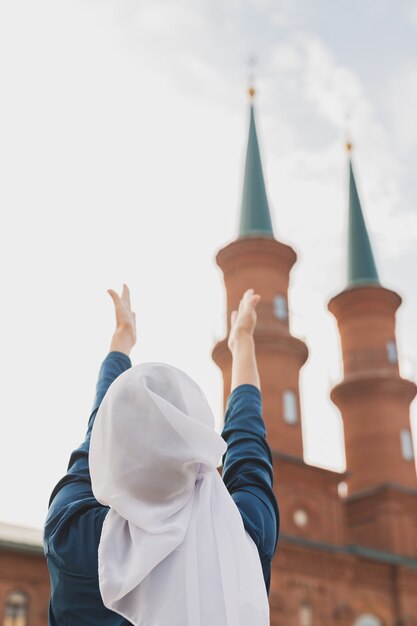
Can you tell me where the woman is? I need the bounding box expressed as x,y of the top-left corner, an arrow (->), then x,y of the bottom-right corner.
43,284 -> 279,625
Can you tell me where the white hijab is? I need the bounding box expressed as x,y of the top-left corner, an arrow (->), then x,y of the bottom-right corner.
89,361 -> 270,626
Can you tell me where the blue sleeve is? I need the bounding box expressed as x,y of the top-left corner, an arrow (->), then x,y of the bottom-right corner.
44,351 -> 132,574
220,383 -> 279,594
87,350 -> 133,437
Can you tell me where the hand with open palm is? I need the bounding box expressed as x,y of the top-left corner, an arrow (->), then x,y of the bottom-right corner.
107,283 -> 137,357
228,288 -> 261,353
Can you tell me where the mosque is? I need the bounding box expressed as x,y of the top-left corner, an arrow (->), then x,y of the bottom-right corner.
1,92 -> 416,626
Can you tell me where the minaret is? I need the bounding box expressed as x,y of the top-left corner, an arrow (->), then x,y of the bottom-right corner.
328,145 -> 417,495
212,88 -> 308,459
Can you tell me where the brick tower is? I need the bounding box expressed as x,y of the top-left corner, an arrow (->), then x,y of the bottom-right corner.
212,89 -> 308,459
328,145 -> 417,558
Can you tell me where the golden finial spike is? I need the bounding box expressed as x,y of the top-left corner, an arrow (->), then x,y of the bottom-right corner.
247,54 -> 258,102
344,108 -> 353,155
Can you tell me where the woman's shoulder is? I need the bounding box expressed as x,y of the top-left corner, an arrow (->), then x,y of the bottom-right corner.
44,488 -> 108,576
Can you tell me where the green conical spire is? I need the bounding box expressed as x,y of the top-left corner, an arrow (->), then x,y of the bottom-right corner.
238,101 -> 274,238
347,153 -> 380,287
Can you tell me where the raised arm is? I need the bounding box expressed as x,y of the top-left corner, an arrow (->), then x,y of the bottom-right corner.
221,289 -> 279,595
47,284 -> 137,508
86,284 -> 137,434
44,285 -> 137,585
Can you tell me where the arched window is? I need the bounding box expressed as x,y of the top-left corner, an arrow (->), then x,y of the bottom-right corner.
400,428 -> 414,461
354,614 -> 382,626
386,341 -> 398,364
299,601 -> 313,626
273,295 -> 288,321
3,590 -> 28,626
283,390 -> 298,424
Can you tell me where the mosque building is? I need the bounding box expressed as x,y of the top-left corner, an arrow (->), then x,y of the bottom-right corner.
1,91 -> 416,626
212,89 -> 417,625
0,523 -> 48,625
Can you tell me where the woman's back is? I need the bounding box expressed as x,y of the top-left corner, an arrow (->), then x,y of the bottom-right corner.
43,286 -> 279,625
44,353 -> 278,625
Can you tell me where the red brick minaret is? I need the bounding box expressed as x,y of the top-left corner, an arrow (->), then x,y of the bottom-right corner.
328,146 -> 417,556
212,89 -> 308,460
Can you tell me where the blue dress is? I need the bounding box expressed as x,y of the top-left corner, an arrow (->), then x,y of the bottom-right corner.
43,351 -> 279,625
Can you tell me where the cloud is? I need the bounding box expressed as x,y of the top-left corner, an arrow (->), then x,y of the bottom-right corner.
269,42 -> 303,73
299,35 -> 364,127
385,63 -> 417,154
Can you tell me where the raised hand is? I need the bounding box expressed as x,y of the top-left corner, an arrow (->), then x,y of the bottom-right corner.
107,283 -> 137,357
228,288 -> 261,353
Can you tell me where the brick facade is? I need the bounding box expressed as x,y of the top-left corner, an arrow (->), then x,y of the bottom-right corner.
0,542 -> 49,626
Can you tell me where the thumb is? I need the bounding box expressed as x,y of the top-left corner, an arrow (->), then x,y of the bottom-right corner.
230,310 -> 237,326
107,289 -> 119,304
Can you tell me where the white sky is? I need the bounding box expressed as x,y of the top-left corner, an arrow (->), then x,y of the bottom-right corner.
1,0 -> 417,530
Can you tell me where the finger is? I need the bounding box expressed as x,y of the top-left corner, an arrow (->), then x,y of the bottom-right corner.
240,289 -> 257,309
242,288 -> 254,305
230,310 -> 237,326
250,294 -> 261,309
122,283 -> 131,308
107,289 -> 120,306
247,293 -> 261,308
239,289 -> 251,310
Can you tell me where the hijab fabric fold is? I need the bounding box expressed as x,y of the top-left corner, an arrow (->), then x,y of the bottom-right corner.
89,362 -> 270,626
